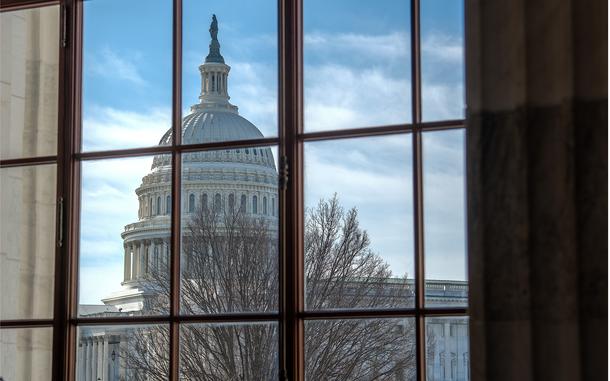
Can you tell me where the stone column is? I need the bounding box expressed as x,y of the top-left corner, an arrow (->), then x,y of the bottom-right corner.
101,337 -> 108,381
87,338 -> 93,381
466,1 -> 607,380
143,240 -> 150,275
133,242 -> 140,279
123,245 -> 131,282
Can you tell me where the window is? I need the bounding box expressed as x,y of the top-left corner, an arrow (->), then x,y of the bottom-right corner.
240,194 -> 247,212
0,1 -> 466,380
214,193 -> 222,212
188,193 -> 195,213
201,193 -> 208,210
228,193 -> 235,213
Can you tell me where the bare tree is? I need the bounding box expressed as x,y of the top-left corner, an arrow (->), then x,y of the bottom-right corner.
123,195 -> 415,380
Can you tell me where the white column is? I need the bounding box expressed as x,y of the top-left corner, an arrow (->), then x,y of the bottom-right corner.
144,240 -> 150,275
102,337 -> 108,381
131,243 -> 136,279
150,240 -> 156,274
123,245 -> 131,281
87,338 -> 93,381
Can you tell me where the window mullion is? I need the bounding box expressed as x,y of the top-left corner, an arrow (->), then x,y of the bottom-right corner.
410,0 -> 427,379
169,0 -> 183,380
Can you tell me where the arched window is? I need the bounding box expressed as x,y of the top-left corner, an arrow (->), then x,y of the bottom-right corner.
156,196 -> 161,216
188,194 -> 195,213
228,194 -> 235,213
254,149 -> 257,156
211,74 -> 215,91
272,197 -> 275,216
252,195 -> 258,214
240,195 -> 246,212
166,195 -> 171,215
149,197 -> 153,217
245,149 -> 249,154
214,193 -> 222,212
263,196 -> 267,215
201,194 -> 208,211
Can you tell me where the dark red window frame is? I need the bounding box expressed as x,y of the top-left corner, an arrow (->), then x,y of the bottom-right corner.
0,1 -> 467,380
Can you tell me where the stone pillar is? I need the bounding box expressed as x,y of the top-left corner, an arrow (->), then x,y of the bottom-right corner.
87,338 -> 93,381
143,240 -> 150,275
132,242 -> 139,279
466,0 -> 607,380
123,245 -> 131,282
101,337 -> 108,381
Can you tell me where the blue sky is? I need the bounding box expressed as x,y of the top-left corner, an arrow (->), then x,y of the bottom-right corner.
79,0 -> 465,305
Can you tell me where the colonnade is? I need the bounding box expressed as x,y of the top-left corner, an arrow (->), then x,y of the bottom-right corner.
77,335 -> 120,381
201,70 -> 228,96
123,238 -> 169,282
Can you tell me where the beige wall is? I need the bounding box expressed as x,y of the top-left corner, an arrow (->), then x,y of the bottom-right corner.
0,5 -> 59,380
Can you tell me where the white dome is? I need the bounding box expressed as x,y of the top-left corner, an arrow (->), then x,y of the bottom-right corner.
158,110 -> 265,146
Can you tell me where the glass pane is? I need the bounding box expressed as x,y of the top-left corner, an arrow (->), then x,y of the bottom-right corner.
426,317 -> 470,381
181,1 -> 278,145
0,164 -> 56,320
423,130 -> 467,307
82,0 -> 172,152
421,0 -> 465,121
304,0 -> 411,132
76,324 -> 169,380
79,155 -> 171,316
0,328 -> 53,381
180,322 -> 278,379
180,147 -> 279,314
0,6 -> 59,160
305,318 -> 416,380
304,136 -> 414,310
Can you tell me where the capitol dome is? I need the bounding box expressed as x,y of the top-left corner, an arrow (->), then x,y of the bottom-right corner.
102,14 -> 277,312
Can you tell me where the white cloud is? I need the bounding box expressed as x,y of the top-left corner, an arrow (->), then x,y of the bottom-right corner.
422,33 -> 463,63
89,47 -> 146,86
82,106 -> 171,151
304,64 -> 411,131
305,31 -> 410,60
422,83 -> 465,121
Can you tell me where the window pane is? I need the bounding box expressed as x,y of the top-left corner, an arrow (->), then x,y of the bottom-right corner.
79,155 -> 171,316
0,328 -> 53,381
181,2 -> 278,145
423,130 -> 467,307
76,324 -> 169,380
0,6 -> 59,160
82,0 -> 172,152
1,164 -> 56,320
180,322 -> 278,379
304,136 -> 414,310
304,0 -> 411,132
421,0 -> 465,121
426,317 -> 470,381
305,318 -> 416,380
180,147 -> 279,314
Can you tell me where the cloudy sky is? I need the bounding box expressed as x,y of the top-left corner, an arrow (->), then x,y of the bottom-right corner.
78,0 -> 465,306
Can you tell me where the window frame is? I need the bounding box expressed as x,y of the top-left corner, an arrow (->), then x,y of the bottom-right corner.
0,0 -> 468,380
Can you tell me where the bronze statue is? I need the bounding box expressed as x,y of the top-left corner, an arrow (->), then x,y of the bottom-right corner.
210,14 -> 218,41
